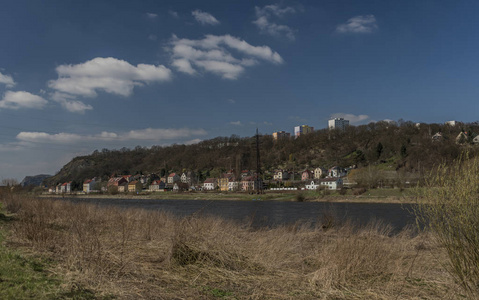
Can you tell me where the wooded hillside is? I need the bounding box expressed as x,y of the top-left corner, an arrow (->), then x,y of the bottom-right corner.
44,121 -> 479,187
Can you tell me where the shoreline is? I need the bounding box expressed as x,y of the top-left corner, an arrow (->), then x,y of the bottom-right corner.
40,190 -> 416,204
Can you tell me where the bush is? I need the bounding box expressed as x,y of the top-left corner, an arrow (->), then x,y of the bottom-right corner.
352,188 -> 367,195
295,193 -> 305,202
416,155 -> 479,297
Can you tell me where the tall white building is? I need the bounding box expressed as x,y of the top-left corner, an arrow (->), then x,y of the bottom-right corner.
328,118 -> 349,130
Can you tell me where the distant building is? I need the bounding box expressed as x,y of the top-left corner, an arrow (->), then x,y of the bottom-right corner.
445,120 -> 457,126
294,125 -> 314,138
272,131 -> 291,140
203,178 -> 217,190
328,118 -> 349,130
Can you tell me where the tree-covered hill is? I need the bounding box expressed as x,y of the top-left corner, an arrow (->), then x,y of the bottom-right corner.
44,121 -> 479,187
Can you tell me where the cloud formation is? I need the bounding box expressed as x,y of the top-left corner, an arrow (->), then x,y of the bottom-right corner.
336,15 -> 378,34
253,4 -> 296,41
0,91 -> 48,110
51,92 -> 93,114
168,34 -> 283,79
48,57 -> 172,98
146,13 -> 158,19
0,71 -> 15,88
192,10 -> 220,25
331,113 -> 370,124
169,10 -> 178,18
16,128 -> 207,144
230,121 -> 242,126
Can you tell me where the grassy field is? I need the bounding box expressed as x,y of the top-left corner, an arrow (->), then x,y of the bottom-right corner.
0,193 -> 464,299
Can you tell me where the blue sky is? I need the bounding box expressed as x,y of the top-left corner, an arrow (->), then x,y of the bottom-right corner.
1,0 -> 478,181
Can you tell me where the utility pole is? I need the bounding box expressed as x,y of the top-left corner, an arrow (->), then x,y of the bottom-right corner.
255,128 -> 263,194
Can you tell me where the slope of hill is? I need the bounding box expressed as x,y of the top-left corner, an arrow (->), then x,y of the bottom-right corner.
44,121 -> 479,186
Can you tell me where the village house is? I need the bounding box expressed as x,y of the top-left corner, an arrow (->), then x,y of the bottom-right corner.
167,173 -> 180,184
305,181 -> 320,190
218,173 -> 236,191
301,170 -> 313,181
128,180 -> 143,193
118,182 -> 128,193
55,183 -> 62,194
314,167 -> 326,179
83,179 -> 96,193
320,178 -> 343,190
180,171 -> 197,185
228,179 -> 240,191
107,177 -> 128,187
328,166 -> 347,178
241,176 -> 263,192
203,178 -> 217,190
304,178 -> 343,190
149,180 -> 166,191
61,181 -> 72,193
273,170 -> 289,181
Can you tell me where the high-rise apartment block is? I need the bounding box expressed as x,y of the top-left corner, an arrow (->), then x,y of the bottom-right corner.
328,118 -> 349,130
272,131 -> 291,140
294,125 -> 314,137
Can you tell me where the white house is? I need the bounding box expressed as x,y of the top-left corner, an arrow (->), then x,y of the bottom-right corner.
61,181 -> 72,193
320,178 -> 343,190
228,180 -> 240,191
305,181 -> 320,190
203,178 -> 217,190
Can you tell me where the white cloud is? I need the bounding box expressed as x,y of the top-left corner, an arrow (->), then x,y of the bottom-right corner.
0,71 -> 15,88
48,57 -> 172,98
184,138 -> 202,145
0,91 -> 48,110
16,128 -> 207,144
336,15 -> 378,34
192,10 -> 220,25
331,113 -> 370,124
230,121 -> 242,126
146,13 -> 158,19
169,10 -> 179,18
253,4 -> 296,41
171,59 -> 197,75
148,34 -> 158,41
51,92 -> 93,114
167,34 -> 283,79
227,99 -> 235,104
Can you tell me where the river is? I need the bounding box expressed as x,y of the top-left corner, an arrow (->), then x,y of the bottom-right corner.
65,198 -> 417,233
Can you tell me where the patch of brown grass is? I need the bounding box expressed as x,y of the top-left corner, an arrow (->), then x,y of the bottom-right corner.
1,194 -> 460,299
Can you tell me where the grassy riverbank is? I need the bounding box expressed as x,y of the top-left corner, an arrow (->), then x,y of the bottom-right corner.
0,193 -> 462,299
44,187 -> 416,203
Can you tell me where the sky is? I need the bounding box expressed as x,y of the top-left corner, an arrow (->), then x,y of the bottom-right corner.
1,0 -> 479,181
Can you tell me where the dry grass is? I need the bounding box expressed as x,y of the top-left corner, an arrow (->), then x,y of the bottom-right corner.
0,194 -> 462,299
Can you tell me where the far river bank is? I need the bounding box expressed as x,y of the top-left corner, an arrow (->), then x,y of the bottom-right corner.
41,188 -> 416,204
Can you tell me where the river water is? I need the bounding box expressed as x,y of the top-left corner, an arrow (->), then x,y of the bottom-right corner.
65,198 -> 417,233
